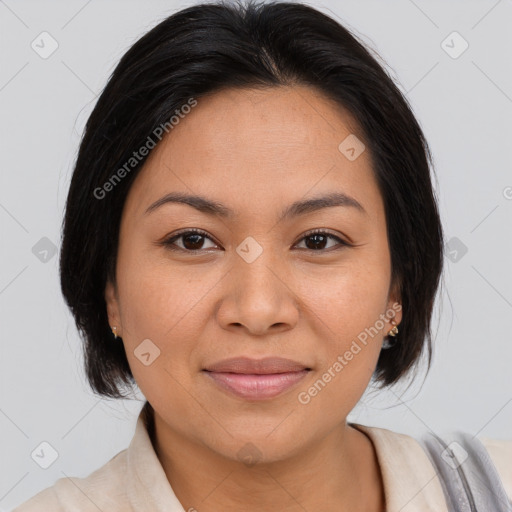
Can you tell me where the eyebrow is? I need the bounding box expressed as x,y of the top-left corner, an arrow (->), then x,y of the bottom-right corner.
144,191 -> 367,221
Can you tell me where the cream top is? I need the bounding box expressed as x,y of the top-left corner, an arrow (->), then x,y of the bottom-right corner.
13,403 -> 512,512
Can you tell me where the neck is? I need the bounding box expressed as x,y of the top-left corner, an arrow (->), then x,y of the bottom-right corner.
145,403 -> 385,512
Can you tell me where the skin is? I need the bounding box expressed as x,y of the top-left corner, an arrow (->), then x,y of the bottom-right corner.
105,84 -> 402,512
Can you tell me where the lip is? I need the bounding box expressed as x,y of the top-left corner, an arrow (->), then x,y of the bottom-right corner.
202,357 -> 311,400
203,370 -> 310,400
203,356 -> 310,374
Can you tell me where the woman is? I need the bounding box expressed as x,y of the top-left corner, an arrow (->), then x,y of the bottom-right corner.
14,1 -> 511,511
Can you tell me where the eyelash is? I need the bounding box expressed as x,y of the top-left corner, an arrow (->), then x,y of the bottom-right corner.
161,228 -> 351,254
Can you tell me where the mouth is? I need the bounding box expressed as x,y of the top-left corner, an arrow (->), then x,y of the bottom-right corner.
202,369 -> 311,400
202,356 -> 312,400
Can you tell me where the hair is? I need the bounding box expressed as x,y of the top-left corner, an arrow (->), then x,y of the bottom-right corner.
60,0 -> 444,399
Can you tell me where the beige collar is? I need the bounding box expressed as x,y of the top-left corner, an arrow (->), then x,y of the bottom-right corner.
125,405 -> 448,511
351,422 -> 449,512
126,406 -> 186,511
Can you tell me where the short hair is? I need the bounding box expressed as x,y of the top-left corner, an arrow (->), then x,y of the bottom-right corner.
59,0 -> 444,399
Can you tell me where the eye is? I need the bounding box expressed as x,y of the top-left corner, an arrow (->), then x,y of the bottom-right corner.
294,229 -> 350,252
161,228 -> 350,253
162,228 -> 219,252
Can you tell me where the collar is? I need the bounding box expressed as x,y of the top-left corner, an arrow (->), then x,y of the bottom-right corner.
125,403 -> 448,512
350,422 -> 449,512
125,402 -> 186,511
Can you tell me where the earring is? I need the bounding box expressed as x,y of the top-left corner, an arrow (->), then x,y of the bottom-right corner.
382,319 -> 399,349
387,319 -> 399,337
111,326 -> 118,339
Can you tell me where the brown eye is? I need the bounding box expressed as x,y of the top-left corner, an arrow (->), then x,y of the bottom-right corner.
161,228 -> 350,254
163,229 -> 219,252
295,230 -> 349,252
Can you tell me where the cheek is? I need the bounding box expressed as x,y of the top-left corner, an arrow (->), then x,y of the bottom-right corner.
292,263 -> 389,407
114,247 -> 206,388
116,235 -> 209,340
116,267 -> 203,408
298,261 -> 390,341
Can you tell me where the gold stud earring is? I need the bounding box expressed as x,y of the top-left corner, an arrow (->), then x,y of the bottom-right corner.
387,319 -> 399,337
111,326 -> 118,339
382,319 -> 399,350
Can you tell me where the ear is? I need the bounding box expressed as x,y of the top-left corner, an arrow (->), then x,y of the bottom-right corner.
105,279 -> 122,334
386,279 -> 403,326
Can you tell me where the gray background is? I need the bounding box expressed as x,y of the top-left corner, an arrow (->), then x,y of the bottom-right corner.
1,0 -> 511,509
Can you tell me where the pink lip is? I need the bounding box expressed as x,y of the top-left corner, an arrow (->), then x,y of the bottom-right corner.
203,370 -> 310,400
203,356 -> 310,374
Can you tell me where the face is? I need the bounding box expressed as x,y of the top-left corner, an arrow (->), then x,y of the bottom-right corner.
105,85 -> 402,463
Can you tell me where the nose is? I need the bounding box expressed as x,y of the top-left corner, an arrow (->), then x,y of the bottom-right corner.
215,250 -> 300,336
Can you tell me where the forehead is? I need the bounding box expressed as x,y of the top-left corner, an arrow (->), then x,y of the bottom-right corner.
124,85 -> 383,224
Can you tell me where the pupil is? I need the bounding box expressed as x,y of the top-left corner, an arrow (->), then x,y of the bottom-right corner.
306,234 -> 326,250
184,234 -> 203,250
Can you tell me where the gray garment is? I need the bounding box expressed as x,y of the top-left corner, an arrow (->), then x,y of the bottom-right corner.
418,430 -> 512,512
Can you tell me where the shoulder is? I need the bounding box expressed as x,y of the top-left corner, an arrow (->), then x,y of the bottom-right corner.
354,422 -> 512,506
351,423 -> 451,511
12,449 -> 129,512
479,436 -> 512,501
